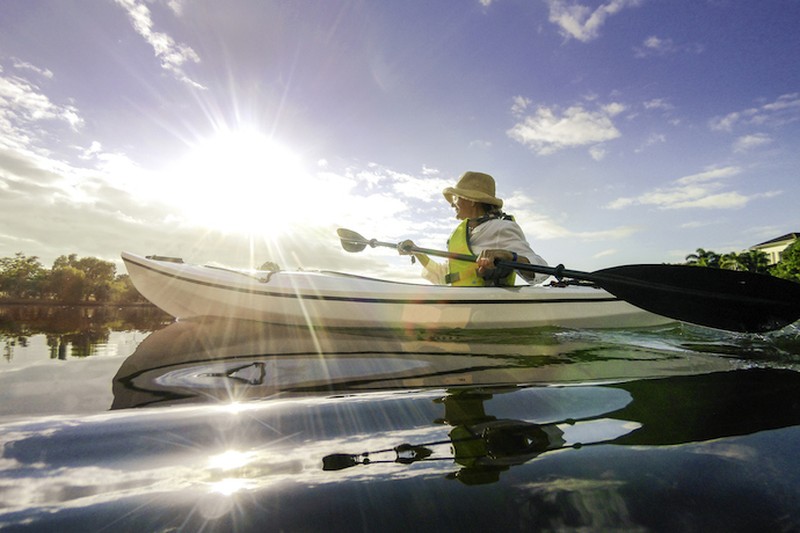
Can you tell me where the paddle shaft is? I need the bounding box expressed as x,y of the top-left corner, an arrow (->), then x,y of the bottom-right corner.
367,238 -> 580,281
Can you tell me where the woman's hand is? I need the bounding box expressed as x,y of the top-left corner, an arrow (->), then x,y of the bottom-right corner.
476,249 -> 527,277
398,240 -> 416,256
399,240 -> 432,267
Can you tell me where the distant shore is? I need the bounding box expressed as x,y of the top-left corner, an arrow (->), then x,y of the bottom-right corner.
0,298 -> 158,308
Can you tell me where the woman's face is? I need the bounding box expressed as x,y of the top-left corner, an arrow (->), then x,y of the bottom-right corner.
452,196 -> 481,220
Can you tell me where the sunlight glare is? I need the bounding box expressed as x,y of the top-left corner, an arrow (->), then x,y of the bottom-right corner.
162,129 -> 336,237
209,477 -> 252,496
208,449 -> 255,471
221,401 -> 248,414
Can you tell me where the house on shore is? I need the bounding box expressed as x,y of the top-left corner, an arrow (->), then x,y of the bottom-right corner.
750,233 -> 799,265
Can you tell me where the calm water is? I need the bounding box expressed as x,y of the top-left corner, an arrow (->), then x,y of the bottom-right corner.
1,305 -> 800,532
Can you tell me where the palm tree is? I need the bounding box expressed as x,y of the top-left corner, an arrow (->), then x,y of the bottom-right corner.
720,250 -> 770,273
685,248 -> 721,268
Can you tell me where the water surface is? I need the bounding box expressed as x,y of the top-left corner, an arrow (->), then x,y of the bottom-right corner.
1,305 -> 799,531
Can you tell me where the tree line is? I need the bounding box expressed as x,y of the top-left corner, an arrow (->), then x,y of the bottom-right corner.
0,253 -> 146,305
684,239 -> 800,282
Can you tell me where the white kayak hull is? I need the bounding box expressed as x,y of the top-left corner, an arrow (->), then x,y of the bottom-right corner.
121,252 -> 673,330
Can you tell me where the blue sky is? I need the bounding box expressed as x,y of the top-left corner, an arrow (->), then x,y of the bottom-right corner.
0,0 -> 798,280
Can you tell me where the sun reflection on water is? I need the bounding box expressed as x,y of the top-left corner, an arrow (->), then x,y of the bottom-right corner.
208,449 -> 255,471
208,477 -> 254,496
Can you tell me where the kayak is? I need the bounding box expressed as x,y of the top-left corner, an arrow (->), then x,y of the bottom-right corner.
121,252 -> 673,330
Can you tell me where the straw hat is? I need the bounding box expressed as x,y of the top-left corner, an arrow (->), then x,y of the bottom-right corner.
442,171 -> 503,208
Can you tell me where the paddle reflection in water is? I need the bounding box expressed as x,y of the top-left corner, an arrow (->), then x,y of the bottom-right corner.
323,388 -> 587,486
324,368 -> 800,484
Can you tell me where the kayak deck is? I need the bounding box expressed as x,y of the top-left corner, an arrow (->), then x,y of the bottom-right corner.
121,252 -> 673,330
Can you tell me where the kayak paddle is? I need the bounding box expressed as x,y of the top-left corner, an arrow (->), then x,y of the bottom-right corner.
337,228 -> 800,333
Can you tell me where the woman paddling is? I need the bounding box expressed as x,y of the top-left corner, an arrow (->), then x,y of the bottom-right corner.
400,171 -> 548,286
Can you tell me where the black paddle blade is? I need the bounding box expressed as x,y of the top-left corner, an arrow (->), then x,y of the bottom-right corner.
322,453 -> 360,471
337,228 -> 368,253
592,265 -> 800,333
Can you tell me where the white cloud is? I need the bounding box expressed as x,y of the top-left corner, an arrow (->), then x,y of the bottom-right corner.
545,0 -> 643,43
602,102 -> 626,116
469,139 -> 492,149
606,165 -> 780,210
359,166 -> 451,203
675,166 -> 740,185
113,0 -> 205,89
11,58 -> 54,79
0,68 -> 84,151
733,133 -> 772,153
634,132 -> 666,153
507,102 -> 623,155
639,35 -> 674,55
634,36 -> 704,58
709,93 -> 800,132
643,98 -> 673,111
391,172 -> 442,201
511,95 -> 532,115
593,248 -> 618,259
421,165 -> 440,176
589,145 -> 607,161
79,141 -> 103,160
672,191 -> 749,209
0,76 -> 80,127
167,0 -> 185,15
504,191 -> 638,242
680,220 -> 720,229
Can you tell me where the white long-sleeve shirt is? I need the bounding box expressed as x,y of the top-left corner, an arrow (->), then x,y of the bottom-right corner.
420,218 -> 549,285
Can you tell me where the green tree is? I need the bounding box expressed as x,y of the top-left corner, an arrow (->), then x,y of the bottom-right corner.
0,253 -> 47,298
52,254 -> 117,302
771,240 -> 800,282
109,274 -> 148,304
720,250 -> 770,274
685,248 -> 721,268
47,265 -> 86,303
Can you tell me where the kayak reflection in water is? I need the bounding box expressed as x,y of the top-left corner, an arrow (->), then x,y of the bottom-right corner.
322,389 -> 569,485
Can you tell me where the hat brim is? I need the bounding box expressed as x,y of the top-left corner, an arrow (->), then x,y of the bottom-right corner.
443,186 -> 503,208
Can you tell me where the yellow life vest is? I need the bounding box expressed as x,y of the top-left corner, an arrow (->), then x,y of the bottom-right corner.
445,218 -> 516,286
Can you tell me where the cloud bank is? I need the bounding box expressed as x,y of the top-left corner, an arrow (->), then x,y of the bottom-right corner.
507,98 -> 624,155
607,166 -> 781,210
545,0 -> 642,42
114,0 -> 205,89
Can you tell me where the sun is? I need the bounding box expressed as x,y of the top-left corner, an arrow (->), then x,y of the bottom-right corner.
160,129 -> 330,237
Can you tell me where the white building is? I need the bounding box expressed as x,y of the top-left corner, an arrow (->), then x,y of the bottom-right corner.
750,233 -> 799,265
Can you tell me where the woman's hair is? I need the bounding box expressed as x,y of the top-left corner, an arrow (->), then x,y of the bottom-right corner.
481,203 -> 503,215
